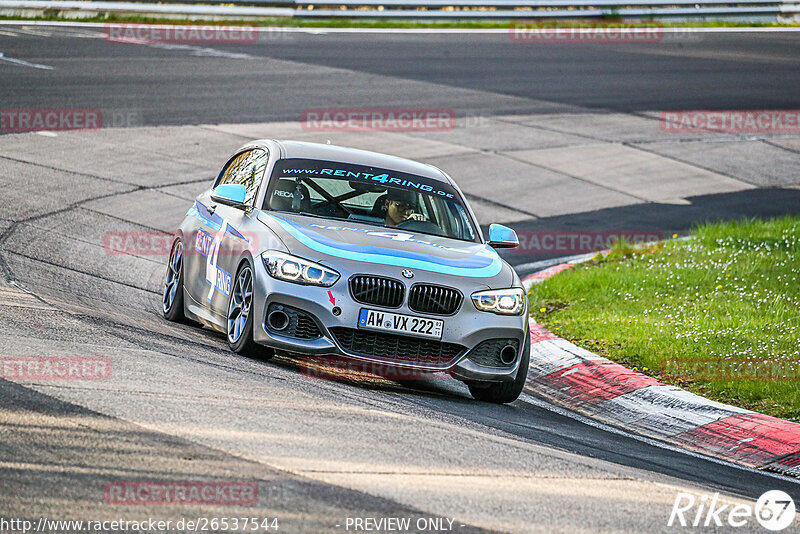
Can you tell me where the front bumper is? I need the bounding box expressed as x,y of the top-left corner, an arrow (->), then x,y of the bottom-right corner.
251,261 -> 528,383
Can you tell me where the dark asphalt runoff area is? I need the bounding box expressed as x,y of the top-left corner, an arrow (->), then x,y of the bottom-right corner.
0,24 -> 800,533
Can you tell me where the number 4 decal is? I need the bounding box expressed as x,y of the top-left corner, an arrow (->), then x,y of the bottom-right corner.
205,218 -> 229,302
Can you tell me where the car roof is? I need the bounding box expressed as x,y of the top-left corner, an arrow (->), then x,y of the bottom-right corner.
258,140 -> 453,184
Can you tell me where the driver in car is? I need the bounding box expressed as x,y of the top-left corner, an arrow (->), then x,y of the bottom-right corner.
383,189 -> 425,227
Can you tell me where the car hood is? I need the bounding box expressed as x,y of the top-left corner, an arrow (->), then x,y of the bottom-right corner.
257,212 -> 513,283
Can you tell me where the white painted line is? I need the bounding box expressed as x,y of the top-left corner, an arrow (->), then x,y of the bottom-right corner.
0,52 -> 53,69
147,42 -> 254,60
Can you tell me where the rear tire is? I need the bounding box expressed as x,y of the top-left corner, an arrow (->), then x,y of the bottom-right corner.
163,239 -> 189,324
227,262 -> 274,360
468,325 -> 530,404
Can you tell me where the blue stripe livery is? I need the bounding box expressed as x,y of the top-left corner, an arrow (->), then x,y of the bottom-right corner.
269,214 -> 502,278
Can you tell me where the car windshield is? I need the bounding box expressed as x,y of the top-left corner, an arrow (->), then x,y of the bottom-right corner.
264,158 -> 479,242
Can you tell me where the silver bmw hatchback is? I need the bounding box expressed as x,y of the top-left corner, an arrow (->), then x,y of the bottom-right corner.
163,140 -> 530,403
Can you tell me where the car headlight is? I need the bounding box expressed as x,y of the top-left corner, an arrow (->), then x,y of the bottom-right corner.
471,288 -> 526,315
262,251 -> 339,287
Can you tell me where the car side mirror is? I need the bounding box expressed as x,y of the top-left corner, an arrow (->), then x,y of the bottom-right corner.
211,184 -> 247,209
487,224 -> 519,249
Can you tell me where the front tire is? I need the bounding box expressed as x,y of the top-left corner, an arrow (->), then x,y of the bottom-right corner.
468,326 -> 530,404
163,239 -> 189,323
227,262 -> 273,360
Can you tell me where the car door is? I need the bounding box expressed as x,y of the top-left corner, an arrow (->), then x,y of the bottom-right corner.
204,148 -> 269,317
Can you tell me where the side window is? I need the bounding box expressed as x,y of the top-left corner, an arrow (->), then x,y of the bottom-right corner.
216,149 -> 268,206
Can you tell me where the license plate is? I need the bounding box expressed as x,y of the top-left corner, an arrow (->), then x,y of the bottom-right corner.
358,308 -> 443,340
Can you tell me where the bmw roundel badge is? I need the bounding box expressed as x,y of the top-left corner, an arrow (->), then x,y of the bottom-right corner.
401,269 -> 414,279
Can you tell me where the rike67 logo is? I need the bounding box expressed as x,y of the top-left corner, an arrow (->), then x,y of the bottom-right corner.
669,490 -> 796,531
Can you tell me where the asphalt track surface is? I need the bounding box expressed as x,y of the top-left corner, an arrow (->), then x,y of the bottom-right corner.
1,25 -> 800,533
1,27 -> 800,123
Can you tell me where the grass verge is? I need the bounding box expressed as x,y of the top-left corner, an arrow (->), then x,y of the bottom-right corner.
528,216 -> 800,422
0,14 -> 799,29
